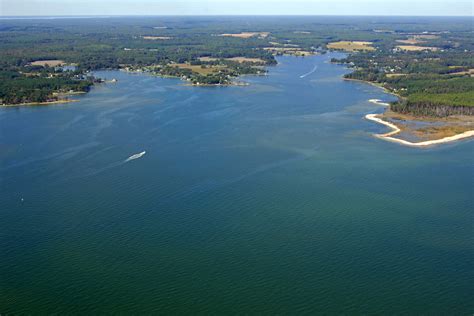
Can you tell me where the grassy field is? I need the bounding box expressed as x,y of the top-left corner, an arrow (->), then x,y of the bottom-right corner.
198,57 -> 266,64
386,73 -> 407,78
219,32 -> 269,38
396,39 -> 425,44
396,34 -> 439,45
172,63 -> 225,75
396,45 -> 439,51
450,69 -> 474,77
30,60 -> 65,67
327,41 -> 375,51
142,36 -> 171,40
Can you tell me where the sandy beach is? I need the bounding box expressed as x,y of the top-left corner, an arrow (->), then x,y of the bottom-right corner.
365,114 -> 474,147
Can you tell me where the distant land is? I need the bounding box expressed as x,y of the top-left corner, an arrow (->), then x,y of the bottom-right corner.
0,16 -> 473,144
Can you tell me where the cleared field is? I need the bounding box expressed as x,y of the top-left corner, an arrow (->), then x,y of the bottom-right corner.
198,57 -> 219,62
327,41 -> 375,51
30,60 -> 65,67
413,34 -> 440,40
219,32 -> 269,38
143,36 -> 171,40
226,57 -> 266,63
396,34 -> 439,45
396,45 -> 439,51
386,73 -> 407,78
396,39 -> 426,44
198,57 -> 265,64
172,63 -> 225,75
451,68 -> 474,77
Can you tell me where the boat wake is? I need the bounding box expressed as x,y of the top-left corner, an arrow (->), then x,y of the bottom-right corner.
125,151 -> 146,162
369,99 -> 390,106
300,65 -> 318,78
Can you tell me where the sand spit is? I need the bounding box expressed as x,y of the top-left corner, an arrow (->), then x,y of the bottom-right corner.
365,114 -> 474,147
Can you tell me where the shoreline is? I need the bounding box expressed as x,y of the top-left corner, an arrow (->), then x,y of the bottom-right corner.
1,99 -> 78,107
365,114 -> 474,147
182,81 -> 249,87
343,77 -> 401,99
353,76 -> 474,147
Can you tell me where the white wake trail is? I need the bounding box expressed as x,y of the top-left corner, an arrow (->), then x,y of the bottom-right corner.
300,65 -> 318,78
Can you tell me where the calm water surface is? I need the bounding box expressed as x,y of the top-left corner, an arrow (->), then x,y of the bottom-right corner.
1,54 -> 473,314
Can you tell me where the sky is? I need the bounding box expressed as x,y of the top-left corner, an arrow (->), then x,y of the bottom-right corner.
1,0 -> 473,16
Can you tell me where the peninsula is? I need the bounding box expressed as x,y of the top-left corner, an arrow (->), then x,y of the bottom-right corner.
0,16 -> 472,144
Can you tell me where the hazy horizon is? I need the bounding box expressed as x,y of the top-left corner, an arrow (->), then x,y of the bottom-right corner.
1,0 -> 472,17
1,15 -> 473,18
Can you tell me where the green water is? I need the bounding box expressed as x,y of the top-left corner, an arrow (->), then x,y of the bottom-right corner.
1,54 -> 473,314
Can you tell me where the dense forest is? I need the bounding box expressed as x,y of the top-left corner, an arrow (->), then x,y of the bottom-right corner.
0,16 -> 472,114
0,66 -> 95,104
331,27 -> 473,116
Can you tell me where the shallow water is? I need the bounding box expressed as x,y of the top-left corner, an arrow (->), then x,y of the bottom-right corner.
1,54 -> 473,314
